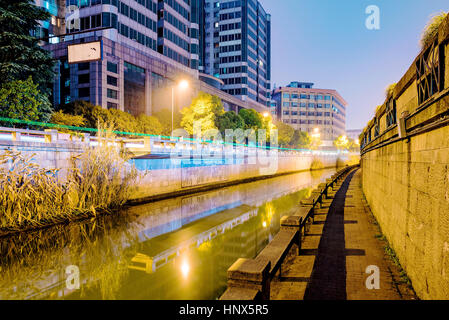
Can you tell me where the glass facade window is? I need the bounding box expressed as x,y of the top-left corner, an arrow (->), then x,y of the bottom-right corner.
124,61 -> 146,115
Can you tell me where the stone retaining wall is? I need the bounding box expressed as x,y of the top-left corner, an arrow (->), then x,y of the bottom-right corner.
359,14 -> 449,299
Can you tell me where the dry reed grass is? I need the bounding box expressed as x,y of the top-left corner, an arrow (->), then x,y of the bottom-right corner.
0,129 -> 138,236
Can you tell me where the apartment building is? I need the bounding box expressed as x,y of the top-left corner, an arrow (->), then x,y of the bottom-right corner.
272,81 -> 347,141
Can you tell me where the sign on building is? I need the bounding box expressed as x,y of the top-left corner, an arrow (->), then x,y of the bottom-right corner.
68,41 -> 102,64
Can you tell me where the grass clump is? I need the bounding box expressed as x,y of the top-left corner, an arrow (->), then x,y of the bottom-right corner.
385,83 -> 397,98
420,12 -> 448,49
0,129 -> 138,236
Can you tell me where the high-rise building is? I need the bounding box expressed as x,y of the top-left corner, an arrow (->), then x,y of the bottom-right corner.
36,0 -> 270,116
272,81 -> 347,141
199,0 -> 271,107
34,0 -> 65,42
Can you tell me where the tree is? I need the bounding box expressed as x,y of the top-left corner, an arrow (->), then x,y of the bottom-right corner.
215,111 -> 244,134
0,76 -> 52,126
239,108 -> 263,131
136,114 -> 163,135
290,130 -> 311,149
181,92 -> 224,135
60,100 -> 109,129
105,108 -> 139,133
152,108 -> 183,137
274,121 -> 294,147
0,0 -> 55,95
334,135 -> 350,151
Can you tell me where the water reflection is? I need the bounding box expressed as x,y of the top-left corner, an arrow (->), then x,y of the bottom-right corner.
0,169 -> 333,300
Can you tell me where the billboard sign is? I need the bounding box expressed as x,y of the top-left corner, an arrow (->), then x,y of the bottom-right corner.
68,41 -> 102,64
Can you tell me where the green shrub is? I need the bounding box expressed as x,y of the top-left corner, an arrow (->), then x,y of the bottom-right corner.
50,110 -> 86,133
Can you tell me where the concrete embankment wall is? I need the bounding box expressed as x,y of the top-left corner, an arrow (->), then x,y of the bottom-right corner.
130,153 -> 359,202
359,16 -> 449,299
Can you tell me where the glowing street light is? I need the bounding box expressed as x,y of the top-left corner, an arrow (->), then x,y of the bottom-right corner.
172,79 -> 189,135
263,112 -> 269,118
311,127 -> 321,139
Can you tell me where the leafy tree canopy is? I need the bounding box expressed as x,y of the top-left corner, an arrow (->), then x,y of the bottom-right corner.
181,92 -> 224,135
238,108 -> 263,131
215,110 -> 245,134
58,100 -> 163,136
136,114 -> 163,135
274,120 -> 294,147
0,0 -> 55,94
0,76 -> 52,126
291,130 -> 311,149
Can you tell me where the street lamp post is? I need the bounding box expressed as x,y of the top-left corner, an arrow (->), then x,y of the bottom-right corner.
171,80 -> 189,136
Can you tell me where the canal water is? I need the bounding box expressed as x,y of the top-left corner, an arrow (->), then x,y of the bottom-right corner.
0,169 -> 335,300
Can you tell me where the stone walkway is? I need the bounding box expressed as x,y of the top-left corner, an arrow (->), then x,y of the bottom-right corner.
271,169 -> 417,300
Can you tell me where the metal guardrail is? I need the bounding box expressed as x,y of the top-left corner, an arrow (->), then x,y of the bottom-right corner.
220,164 -> 359,300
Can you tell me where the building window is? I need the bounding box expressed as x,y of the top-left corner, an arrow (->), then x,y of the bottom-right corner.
107,102 -> 118,109
416,40 -> 444,105
386,98 -> 397,128
78,62 -> 90,71
78,73 -> 89,84
107,61 -> 118,73
107,88 -> 118,99
79,87 -> 90,97
107,75 -> 118,86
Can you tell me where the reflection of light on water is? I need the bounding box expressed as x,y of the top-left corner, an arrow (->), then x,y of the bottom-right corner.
181,260 -> 190,279
262,203 -> 275,228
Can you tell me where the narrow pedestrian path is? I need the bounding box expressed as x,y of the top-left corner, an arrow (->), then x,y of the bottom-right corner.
271,169 -> 417,300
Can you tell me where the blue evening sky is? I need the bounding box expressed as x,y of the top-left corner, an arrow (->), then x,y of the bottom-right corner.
259,0 -> 448,130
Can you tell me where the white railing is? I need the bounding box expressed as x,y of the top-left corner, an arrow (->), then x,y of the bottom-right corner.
0,126 -> 346,157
